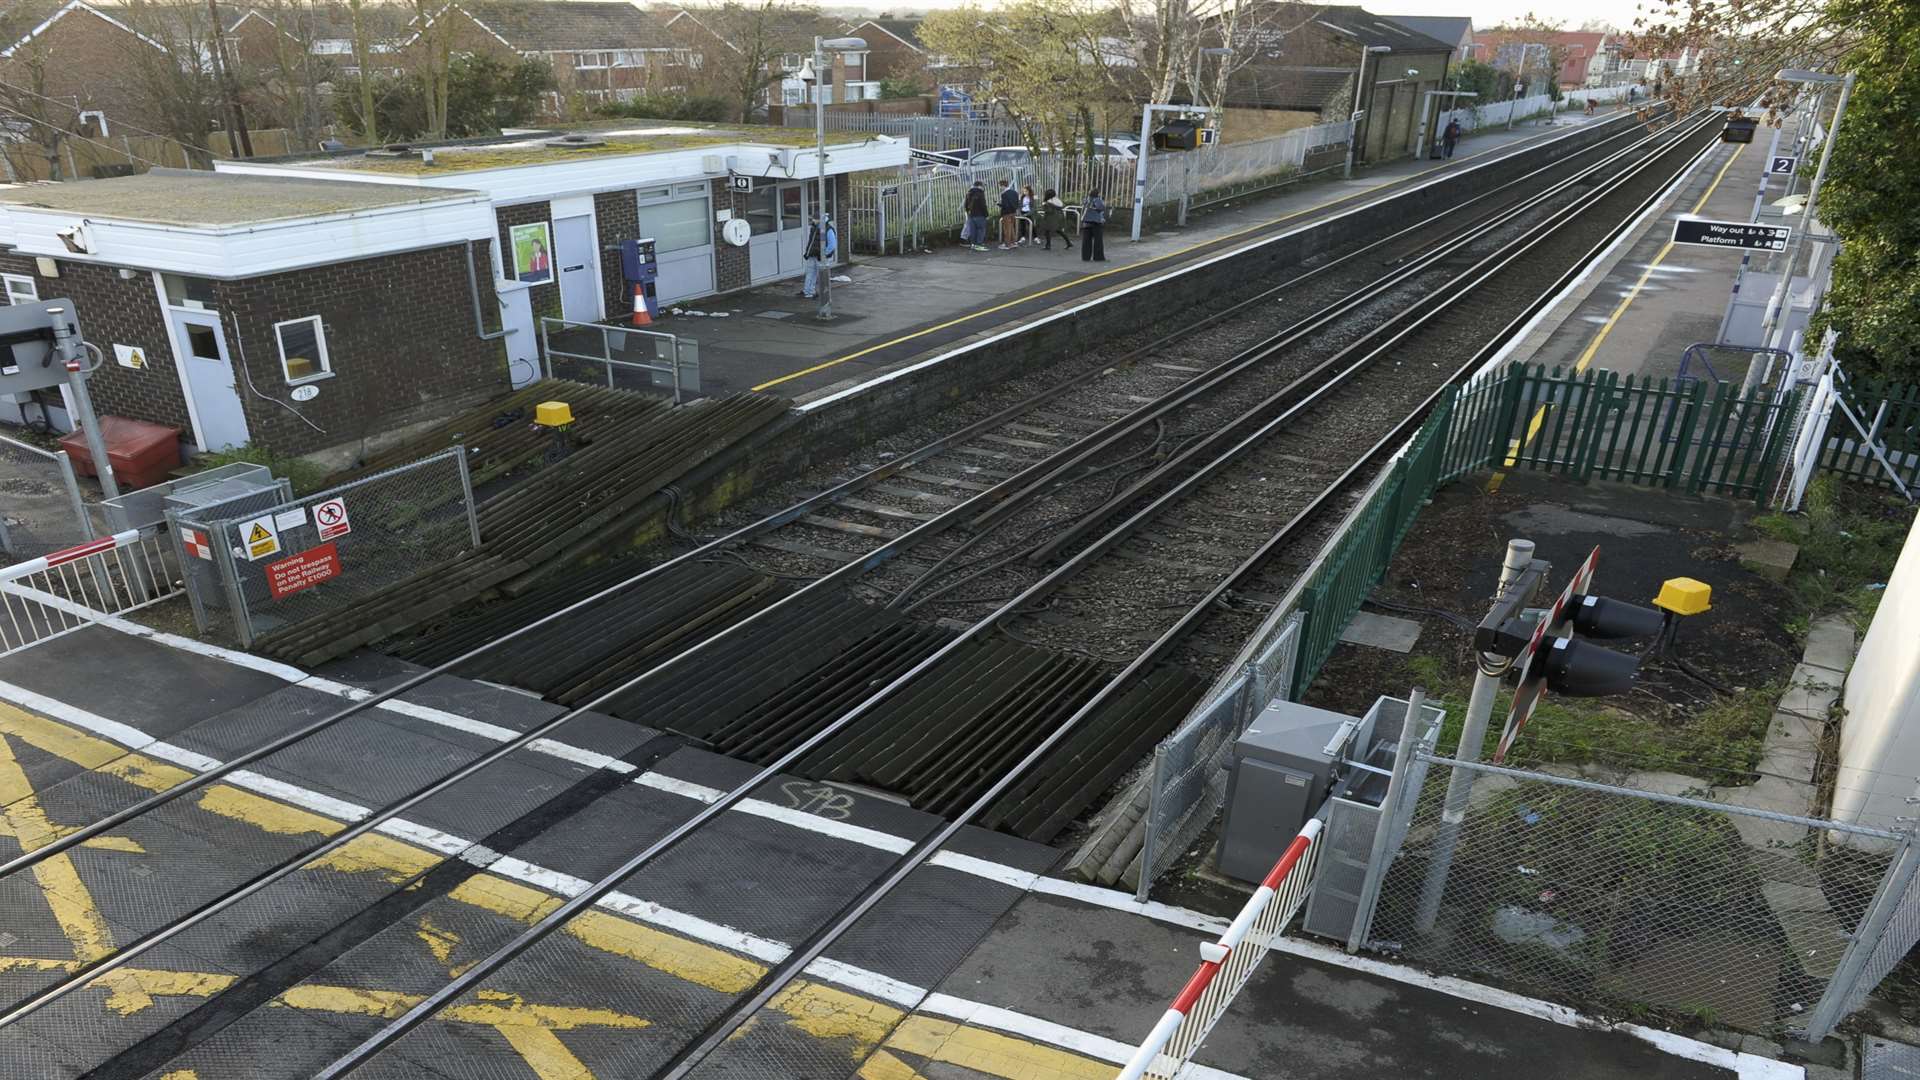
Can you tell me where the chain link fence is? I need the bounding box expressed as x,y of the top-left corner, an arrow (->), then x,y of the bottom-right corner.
0,433 -> 92,560
1357,753 -> 1918,1040
1135,614 -> 1301,899
171,449 -> 478,647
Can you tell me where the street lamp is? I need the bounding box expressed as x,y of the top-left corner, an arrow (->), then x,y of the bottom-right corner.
1746,67 -> 1853,391
1343,45 -> 1391,179
1507,42 -> 1546,130
799,34 -> 866,320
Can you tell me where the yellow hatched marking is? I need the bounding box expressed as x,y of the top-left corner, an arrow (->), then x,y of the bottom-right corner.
0,733 -> 126,965
858,1049 -> 932,1080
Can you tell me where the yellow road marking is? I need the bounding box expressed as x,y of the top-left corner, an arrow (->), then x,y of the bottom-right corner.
880,1016 -> 1115,1080
2,707 -> 924,1071
858,1049 -> 932,1080
160,1071 -> 199,1080
1490,143 -> 1749,486
751,131 -> 1565,393
0,733 -> 125,965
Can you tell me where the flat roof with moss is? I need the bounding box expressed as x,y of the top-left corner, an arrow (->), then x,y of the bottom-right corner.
0,169 -> 481,226
281,123 -> 879,176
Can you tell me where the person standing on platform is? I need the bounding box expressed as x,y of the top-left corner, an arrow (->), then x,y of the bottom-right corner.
1081,189 -> 1107,262
800,214 -> 836,299
1038,188 -> 1071,251
996,179 -> 1020,249
964,181 -> 990,252
1019,183 -> 1036,244
1442,118 -> 1462,160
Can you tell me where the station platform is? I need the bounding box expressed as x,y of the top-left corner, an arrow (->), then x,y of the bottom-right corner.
1503,115 -> 1806,383
659,110 -> 1622,401
0,612 -> 1801,1079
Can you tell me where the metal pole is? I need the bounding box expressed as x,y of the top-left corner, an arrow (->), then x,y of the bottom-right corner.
1716,116 -> 1786,342
1753,72 -> 1853,378
49,311 -> 118,502
1347,685 -> 1427,953
1414,538 -> 1536,932
1131,104 -> 1154,242
1800,835 -> 1920,1041
814,36 -> 833,322
1343,46 -> 1370,179
452,446 -> 481,550
54,450 -> 89,539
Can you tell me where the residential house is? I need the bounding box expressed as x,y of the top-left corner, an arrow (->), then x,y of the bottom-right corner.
850,17 -> 924,84
1225,4 -> 1455,165
664,7 -> 871,115
0,0 -> 170,150
408,0 -> 693,106
1474,28 -> 1612,89
1381,14 -> 1472,63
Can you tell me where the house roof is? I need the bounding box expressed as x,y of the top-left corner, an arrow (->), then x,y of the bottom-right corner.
1380,14 -> 1470,50
443,0 -> 671,52
236,2 -> 413,43
855,17 -> 923,50
1307,5 -> 1456,53
0,0 -> 161,56
0,168 -> 479,226
1475,28 -> 1609,84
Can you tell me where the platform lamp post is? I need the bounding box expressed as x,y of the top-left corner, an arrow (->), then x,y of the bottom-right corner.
798,35 -> 866,321
1343,45 -> 1392,179
1507,43 -> 1546,130
1746,67 -> 1853,394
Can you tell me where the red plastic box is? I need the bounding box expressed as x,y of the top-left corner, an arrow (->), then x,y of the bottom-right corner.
59,416 -> 182,491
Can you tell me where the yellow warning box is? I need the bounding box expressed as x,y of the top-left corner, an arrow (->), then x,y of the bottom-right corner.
240,515 -> 282,561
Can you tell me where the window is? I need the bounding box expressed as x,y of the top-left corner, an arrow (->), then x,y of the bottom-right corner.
275,316 -> 331,383
574,51 -> 613,70
161,273 -> 217,310
0,274 -> 37,306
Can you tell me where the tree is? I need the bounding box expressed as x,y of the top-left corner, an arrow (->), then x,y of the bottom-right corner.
1489,13 -> 1575,98
0,30 -> 84,179
115,0 -> 225,160
878,75 -> 925,99
1633,0 -> 1918,379
920,1 -> 1122,174
338,53 -> 554,140
237,0 -> 332,148
676,2 -> 818,123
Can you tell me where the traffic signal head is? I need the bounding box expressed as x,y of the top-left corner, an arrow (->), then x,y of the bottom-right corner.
1542,637 -> 1642,697
1568,594 -> 1664,640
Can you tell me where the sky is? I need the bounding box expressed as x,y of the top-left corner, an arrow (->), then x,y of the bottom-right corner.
841,0 -> 1657,35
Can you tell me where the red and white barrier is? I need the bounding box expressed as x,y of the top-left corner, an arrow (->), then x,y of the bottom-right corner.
1,528 -> 174,654
1117,818 -> 1323,1080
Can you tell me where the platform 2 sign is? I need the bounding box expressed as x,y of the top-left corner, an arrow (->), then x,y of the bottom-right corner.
266,542 -> 341,599
1671,218 -> 1791,252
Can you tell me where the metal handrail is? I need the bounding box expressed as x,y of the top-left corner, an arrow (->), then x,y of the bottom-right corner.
538,316 -> 685,404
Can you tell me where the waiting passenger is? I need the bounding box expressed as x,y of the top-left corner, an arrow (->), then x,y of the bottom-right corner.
1038,189 -> 1072,252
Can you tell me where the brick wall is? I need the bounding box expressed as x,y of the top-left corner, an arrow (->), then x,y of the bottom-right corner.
0,253 -> 193,434
595,189 -> 637,318
712,179 -> 753,293
0,245 -> 506,457
495,202 -> 561,320
216,243 -> 507,454
0,9 -> 174,159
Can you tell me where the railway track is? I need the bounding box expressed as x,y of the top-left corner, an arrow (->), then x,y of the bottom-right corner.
0,111 -> 1717,1079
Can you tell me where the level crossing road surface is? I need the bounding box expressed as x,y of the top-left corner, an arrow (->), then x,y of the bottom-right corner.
0,617 -> 1782,1078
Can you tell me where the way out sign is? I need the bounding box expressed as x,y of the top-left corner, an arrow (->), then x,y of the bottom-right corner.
314,497 -> 352,541
267,542 -> 341,599
1671,218 -> 1791,252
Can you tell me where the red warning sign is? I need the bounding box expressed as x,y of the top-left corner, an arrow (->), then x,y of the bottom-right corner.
266,542 -> 341,599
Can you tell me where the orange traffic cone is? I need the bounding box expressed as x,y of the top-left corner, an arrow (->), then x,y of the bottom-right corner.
631,282 -> 652,327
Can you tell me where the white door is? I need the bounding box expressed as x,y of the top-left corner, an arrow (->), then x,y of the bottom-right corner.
745,184 -> 781,283
637,187 -> 715,304
776,183 -> 809,275
170,309 -> 249,451
552,213 -> 601,322
497,283 -> 539,388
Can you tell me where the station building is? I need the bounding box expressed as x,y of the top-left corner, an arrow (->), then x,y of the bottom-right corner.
0,125 -> 908,458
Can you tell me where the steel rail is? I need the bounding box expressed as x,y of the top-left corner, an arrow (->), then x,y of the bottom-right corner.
0,118 -> 1667,1035
313,114 -> 1716,1079
645,114 -> 1725,1080
0,113 -> 1645,886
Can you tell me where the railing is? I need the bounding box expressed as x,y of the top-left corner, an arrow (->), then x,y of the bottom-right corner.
0,528 -> 179,655
539,317 -> 692,404
0,432 -> 93,559
1118,819 -> 1323,1080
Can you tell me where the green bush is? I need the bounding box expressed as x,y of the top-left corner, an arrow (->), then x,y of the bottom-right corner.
192,446 -> 331,498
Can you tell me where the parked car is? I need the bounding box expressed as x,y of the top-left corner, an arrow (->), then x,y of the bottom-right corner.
936,141 -> 1136,177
